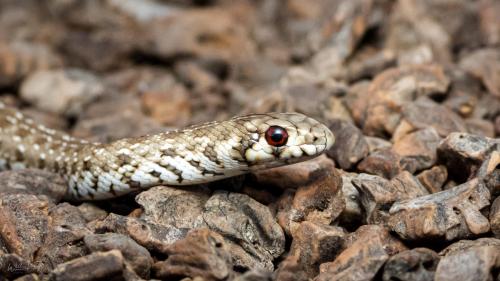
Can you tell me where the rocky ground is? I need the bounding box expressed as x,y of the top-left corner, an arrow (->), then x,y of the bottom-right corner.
0,0 -> 499,280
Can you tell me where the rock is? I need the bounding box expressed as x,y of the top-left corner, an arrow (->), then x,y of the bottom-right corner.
145,5 -> 256,63
35,203 -> 92,272
198,191 -> 285,270
389,178 -> 491,241
276,168 -> 344,236
326,119 -> 369,170
460,48 -> 500,98
135,186 -> 210,229
382,248 -> 440,281
140,76 -> 192,127
393,127 -> 442,173
438,132 -> 499,181
362,65 -> 450,137
337,172 -> 363,227
477,150 -> 500,195
152,229 -> 233,281
233,269 -> 273,281
0,41 -> 62,87
0,169 -> 67,203
48,250 -> 126,281
465,118 -> 495,138
353,172 -> 428,224
490,197 -> 500,238
76,203 -> 108,223
20,69 -> 105,116
89,213 -> 188,255
396,98 -> 467,138
0,253 -> 38,280
315,225 -> 407,281
275,222 -> 346,281
251,154 -> 335,190
0,194 -> 51,262
416,165 -> 448,193
357,148 -> 403,179
84,233 -> 152,278
435,242 -> 500,281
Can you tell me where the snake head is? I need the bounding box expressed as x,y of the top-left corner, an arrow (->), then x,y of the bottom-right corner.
238,113 -> 334,170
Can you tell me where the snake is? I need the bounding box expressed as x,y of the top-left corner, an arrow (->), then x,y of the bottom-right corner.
0,102 -> 335,200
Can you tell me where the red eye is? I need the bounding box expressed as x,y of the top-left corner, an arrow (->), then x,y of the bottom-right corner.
265,126 -> 288,147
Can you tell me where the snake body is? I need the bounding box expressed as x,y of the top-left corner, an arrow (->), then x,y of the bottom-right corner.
0,102 -> 334,200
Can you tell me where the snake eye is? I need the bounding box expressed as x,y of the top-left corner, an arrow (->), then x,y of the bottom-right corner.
265,126 -> 288,147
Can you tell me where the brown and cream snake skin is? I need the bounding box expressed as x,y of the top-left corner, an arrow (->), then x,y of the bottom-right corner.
0,102 -> 334,200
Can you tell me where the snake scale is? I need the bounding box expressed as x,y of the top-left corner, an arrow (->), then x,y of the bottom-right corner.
0,102 -> 334,200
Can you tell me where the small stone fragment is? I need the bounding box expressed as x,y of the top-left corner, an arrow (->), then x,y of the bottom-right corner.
460,48 -> 500,98
84,233 -> 152,278
90,213 -> 188,255
326,119 -> 369,170
382,248 -> 440,281
0,253 -> 38,280
199,191 -> 285,270
275,222 -> 346,281
0,169 -> 67,203
490,197 -> 500,238
438,132 -> 499,181
135,186 -> 210,229
357,148 -> 403,179
276,168 -> 344,236
337,172 -> 363,227
353,172 -> 428,224
416,165 -> 448,193
152,229 -> 233,281
315,225 -> 407,281
20,69 -> 105,116
435,243 -> 500,281
0,194 -> 51,261
393,127 -> 442,173
389,179 -> 491,241
48,250 -> 125,281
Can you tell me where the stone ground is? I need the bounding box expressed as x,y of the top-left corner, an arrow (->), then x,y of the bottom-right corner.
0,0 -> 499,280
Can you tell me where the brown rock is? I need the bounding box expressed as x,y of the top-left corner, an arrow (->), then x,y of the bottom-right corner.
315,225 -> 407,281
140,79 -> 191,127
199,191 -> 285,270
438,132 -> 499,181
0,194 -> 51,261
393,127 -> 442,173
465,118 -> 495,138
84,233 -> 152,278
233,269 -> 273,281
477,150 -> 500,196
0,253 -> 38,280
435,243 -> 500,281
337,172 -> 363,227
389,178 -> 491,241
397,98 -> 467,138
460,48 -> 500,98
20,69 -> 105,116
275,222 -> 346,281
135,186 -> 210,229
357,148 -> 403,179
0,169 -> 67,203
35,203 -> 92,272
152,229 -> 233,281
417,165 -> 448,193
145,5 -> 256,63
0,41 -> 62,87
48,250 -> 125,281
90,213 -> 188,255
382,248 -> 440,281
362,65 -> 450,137
326,119 -> 369,169
276,168 -> 344,236
353,172 -> 428,224
76,203 -> 108,223
491,197 -> 500,238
